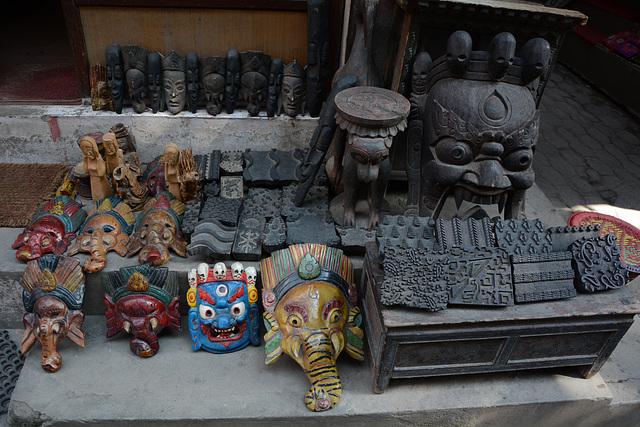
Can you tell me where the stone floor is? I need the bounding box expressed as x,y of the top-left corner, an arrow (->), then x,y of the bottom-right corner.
534,64 -> 640,228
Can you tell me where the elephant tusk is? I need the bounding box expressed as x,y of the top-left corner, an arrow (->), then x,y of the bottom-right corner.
330,332 -> 344,357
150,318 -> 159,331
123,320 -> 132,334
292,338 -> 302,361
52,323 -> 61,334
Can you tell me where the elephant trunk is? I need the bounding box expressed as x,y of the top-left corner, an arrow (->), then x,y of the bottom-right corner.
37,325 -> 63,372
301,330 -> 342,412
130,330 -> 159,357
84,229 -> 107,272
41,348 -> 62,372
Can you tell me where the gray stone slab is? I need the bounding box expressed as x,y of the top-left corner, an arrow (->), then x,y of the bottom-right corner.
271,149 -> 303,185
220,150 -> 244,176
242,187 -> 282,219
231,215 -> 265,261
243,150 -> 276,186
261,215 -> 286,253
201,197 -> 242,227
435,217 -> 495,250
220,176 -> 243,199
6,315 -> 618,427
286,213 -> 339,247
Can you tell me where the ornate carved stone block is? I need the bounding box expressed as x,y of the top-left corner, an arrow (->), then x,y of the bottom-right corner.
494,218 -> 553,255
570,235 -> 628,293
511,251 -> 576,303
187,219 -> 237,259
376,214 -> 435,259
220,176 -> 243,200
435,217 -> 496,250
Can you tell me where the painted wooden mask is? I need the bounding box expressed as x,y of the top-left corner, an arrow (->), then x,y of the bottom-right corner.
104,265 -> 180,357
21,255 -> 86,372
68,197 -> 135,273
187,261 -> 260,353
260,244 -> 364,412
126,192 -> 187,266
13,196 -> 87,262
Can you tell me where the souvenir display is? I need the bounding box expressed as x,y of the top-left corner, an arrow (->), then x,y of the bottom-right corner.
306,0 -> 330,117
89,64 -> 114,111
179,147 -> 202,203
112,163 -> 149,211
260,244 -> 364,411
201,56 -> 226,116
20,255 -> 86,372
185,51 -> 200,114
334,86 -> 409,229
127,192 -> 187,266
104,265 -> 180,357
164,143 -> 181,202
13,196 -> 86,262
406,31 -> 550,218
186,261 -> 260,353
240,51 -> 271,116
80,135 -> 113,200
225,49 -> 241,114
148,52 -> 165,113
106,43 -> 125,114
279,60 -> 305,117
123,45 -> 149,113
67,198 -> 135,273
102,131 -> 124,177
163,51 -> 186,114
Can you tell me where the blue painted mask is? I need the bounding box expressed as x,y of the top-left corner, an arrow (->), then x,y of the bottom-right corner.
187,262 -> 260,353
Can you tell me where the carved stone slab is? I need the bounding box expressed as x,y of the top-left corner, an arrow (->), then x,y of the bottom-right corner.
187,219 -> 237,259
380,246 -> 449,311
0,330 -> 24,415
445,247 -> 514,307
286,213 -> 339,246
182,199 -> 203,236
220,176 -> 243,199
243,150 -> 276,186
435,217 -> 495,250
261,215 -> 287,253
334,86 -> 411,127
231,215 -> 265,260
570,234 -> 628,293
201,197 -> 242,227
548,225 -> 601,252
336,226 -> 376,253
203,181 -> 220,198
511,251 -> 576,303
220,151 -> 244,175
206,150 -> 221,182
494,218 -> 553,256
376,215 -> 435,259
271,149 -> 303,185
242,187 -> 282,219
282,183 -> 329,221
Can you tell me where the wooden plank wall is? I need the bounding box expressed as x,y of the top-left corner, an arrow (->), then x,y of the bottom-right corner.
80,6 -> 308,67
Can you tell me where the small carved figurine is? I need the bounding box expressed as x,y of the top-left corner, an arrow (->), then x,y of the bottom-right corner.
186,51 -> 200,113
67,198 -> 135,273
148,52 -> 165,113
142,155 -> 167,196
80,135 -> 113,200
21,255 -> 86,372
109,123 -> 141,169
279,60 -> 305,117
104,265 -> 180,357
112,163 -> 149,211
126,192 -> 187,266
89,64 -> 114,111
267,59 -> 283,117
334,86 -> 410,229
200,56 -> 226,115
179,148 -> 201,203
162,51 -> 186,115
225,49 -> 241,114
163,143 -> 181,202
260,244 -> 364,412
186,261 -> 260,353
106,44 -> 125,114
123,45 -> 149,113
306,0 -> 330,117
12,196 -> 87,262
102,131 -> 124,177
404,51 -> 432,215
240,51 -> 271,116
411,31 -> 550,218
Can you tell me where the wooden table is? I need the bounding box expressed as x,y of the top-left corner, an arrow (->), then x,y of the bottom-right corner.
360,243 -> 640,393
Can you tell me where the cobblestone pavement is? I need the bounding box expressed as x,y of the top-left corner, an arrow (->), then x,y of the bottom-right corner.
535,64 -> 640,228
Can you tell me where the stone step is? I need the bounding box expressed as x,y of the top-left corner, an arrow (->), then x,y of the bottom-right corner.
0,105 -> 317,165
4,314 -> 634,427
